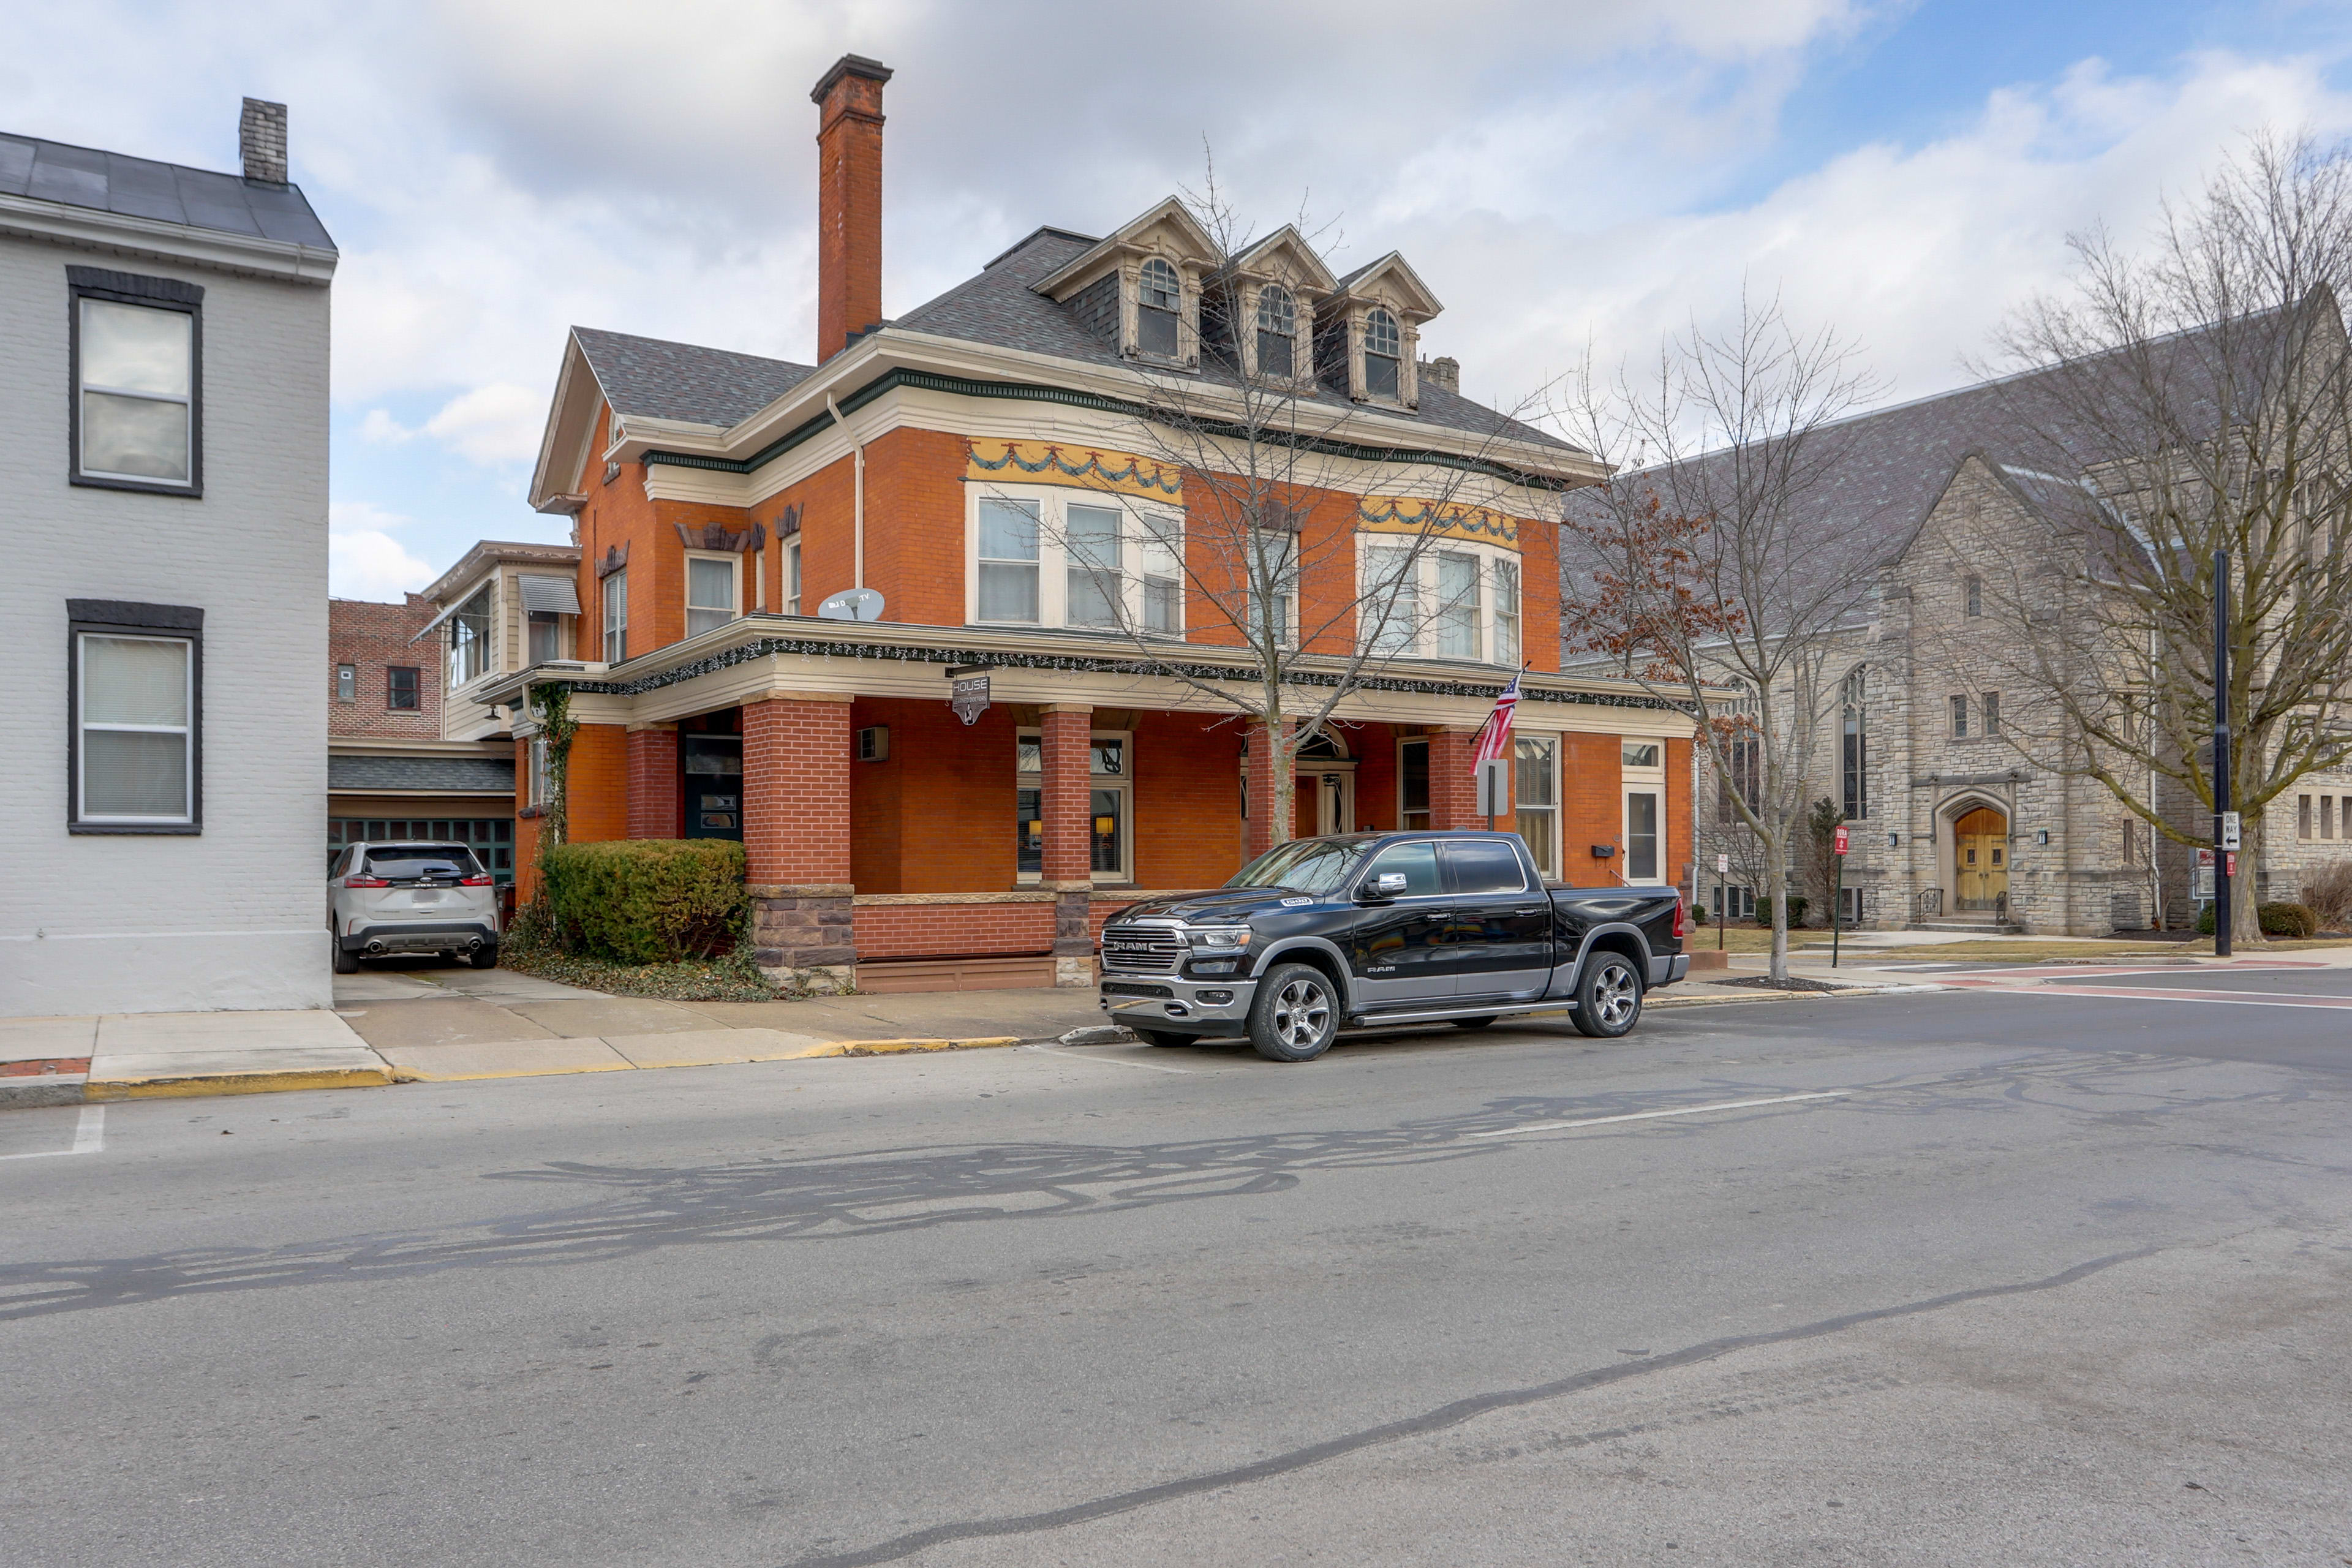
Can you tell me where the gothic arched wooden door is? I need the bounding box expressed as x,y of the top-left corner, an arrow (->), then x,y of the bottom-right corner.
1954,806 -> 2008,911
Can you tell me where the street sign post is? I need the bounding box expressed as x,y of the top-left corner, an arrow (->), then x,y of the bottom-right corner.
2218,811 -> 2241,850
1476,758 -> 1511,827
1831,824 -> 1850,967
1715,853 -> 1729,951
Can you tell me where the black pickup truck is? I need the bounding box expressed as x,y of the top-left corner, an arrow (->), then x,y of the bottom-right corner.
1096,830 -> 1689,1061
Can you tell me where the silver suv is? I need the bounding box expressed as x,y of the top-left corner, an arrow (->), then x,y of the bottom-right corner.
329,840 -> 502,973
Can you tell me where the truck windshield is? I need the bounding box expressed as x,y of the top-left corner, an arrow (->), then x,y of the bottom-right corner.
1226,839 -> 1363,895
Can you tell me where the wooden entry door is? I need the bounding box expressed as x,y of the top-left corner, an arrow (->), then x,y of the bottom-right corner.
1295,772 -> 1352,838
1953,806 -> 2008,911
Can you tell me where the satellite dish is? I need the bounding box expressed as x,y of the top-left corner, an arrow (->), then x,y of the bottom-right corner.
818,588 -> 885,622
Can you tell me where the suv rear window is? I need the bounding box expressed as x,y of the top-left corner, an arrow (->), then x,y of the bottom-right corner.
363,846 -> 480,881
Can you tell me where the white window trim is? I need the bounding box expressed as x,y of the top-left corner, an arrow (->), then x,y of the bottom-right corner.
684,550 -> 740,639
75,630 -> 195,826
602,570 -> 628,664
783,537 -> 803,616
1358,538 -> 1522,665
1014,727 -> 1136,884
74,293 -> 198,491
1514,732 -> 1561,880
1621,741 -> 1667,886
967,484 -> 1186,637
445,584 -> 496,692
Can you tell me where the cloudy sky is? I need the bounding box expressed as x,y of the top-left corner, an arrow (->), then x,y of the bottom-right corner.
9,1 -> 2348,598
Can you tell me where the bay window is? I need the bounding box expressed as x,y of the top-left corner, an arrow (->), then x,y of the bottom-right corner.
68,600 -> 201,832
970,489 -> 1185,635
1359,541 -> 1521,664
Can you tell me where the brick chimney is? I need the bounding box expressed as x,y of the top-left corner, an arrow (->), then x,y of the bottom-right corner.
239,97 -> 287,184
811,55 -> 892,363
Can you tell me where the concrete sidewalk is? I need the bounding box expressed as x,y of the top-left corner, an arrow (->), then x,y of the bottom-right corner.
0,1008 -> 389,1106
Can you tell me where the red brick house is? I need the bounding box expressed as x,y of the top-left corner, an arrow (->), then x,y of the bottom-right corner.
486,54 -> 1693,993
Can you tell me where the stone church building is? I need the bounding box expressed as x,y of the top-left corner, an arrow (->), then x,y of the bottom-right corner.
1673,363 -> 2352,937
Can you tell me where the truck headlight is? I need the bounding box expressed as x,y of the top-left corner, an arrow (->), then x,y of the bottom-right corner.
1188,928 -> 1250,948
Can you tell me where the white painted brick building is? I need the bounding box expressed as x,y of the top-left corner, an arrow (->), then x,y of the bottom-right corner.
0,102 -> 339,1014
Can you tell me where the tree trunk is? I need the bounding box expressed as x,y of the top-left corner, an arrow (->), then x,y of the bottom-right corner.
1764,832 -> 1790,984
2234,810 -> 2266,947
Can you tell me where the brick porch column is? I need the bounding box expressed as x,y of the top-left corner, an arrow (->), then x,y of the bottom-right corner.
742,694 -> 856,993
626,724 -> 679,839
1243,717 -> 1295,861
1040,705 -> 1095,987
1428,726 -> 1485,830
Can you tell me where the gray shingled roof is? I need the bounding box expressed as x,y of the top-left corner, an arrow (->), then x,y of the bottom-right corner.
0,132 -> 334,250
572,230 -> 1575,456
573,326 -> 819,428
329,755 -> 515,794
898,230 -> 1575,453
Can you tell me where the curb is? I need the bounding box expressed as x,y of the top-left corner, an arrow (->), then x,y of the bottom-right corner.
0,1074 -> 89,1109
86,1066 -> 396,1101
796,1036 -> 1022,1058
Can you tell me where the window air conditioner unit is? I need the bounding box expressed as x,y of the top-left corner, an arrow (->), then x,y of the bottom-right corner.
857,725 -> 890,763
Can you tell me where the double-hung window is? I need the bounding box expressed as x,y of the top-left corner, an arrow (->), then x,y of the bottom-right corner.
1248,529 -> 1297,647
527,612 -> 560,665
70,267 -> 201,494
686,555 -> 737,638
445,589 -> 492,690
1362,308 -> 1402,401
1066,504 -> 1123,627
386,666 -> 420,710
1515,735 -> 1558,878
1137,258 -> 1182,358
69,600 -> 200,832
1256,284 -> 1297,379
784,538 -> 803,616
602,570 -> 628,663
1364,543 -> 1417,654
1362,542 -> 1518,663
1493,557 -> 1521,668
1139,518 -> 1182,635
1435,551 -> 1481,658
978,499 -> 1042,622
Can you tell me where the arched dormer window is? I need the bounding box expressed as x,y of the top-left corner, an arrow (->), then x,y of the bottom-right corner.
1137,258 -> 1182,359
1255,284 -> 1297,379
1363,308 -> 1402,400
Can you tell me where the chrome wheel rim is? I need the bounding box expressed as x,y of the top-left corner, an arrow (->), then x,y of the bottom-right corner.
1594,962 -> 1639,1028
1272,978 -> 1332,1049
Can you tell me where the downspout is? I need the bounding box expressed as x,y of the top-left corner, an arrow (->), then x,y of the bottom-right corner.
827,392 -> 865,589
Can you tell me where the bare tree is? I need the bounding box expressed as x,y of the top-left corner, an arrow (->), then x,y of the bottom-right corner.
1965,131 -> 2352,945
980,169 -> 1567,848
1558,294 -> 1882,982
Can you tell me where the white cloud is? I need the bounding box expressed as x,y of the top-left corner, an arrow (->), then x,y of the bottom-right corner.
328,501 -> 436,600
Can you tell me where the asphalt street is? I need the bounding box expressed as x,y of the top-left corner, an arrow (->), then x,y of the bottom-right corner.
4,968 -> 2349,1566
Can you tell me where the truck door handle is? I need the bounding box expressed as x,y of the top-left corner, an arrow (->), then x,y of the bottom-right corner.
1512,907 -> 1542,916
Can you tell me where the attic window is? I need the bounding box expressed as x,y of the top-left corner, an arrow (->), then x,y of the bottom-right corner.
1363,309 -> 1401,400
1256,285 -> 1296,379
1138,258 -> 1181,358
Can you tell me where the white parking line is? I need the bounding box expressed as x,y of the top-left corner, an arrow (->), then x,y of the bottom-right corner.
1022,1044 -> 1191,1075
1471,1091 -> 1845,1139
0,1104 -> 106,1160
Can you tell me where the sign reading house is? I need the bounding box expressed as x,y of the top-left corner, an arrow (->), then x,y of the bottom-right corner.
951,675 -> 990,726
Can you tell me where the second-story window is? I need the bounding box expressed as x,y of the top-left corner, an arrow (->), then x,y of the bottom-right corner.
1359,541 -> 1519,664
1494,556 -> 1521,666
1434,551 -> 1481,658
1255,284 -> 1297,379
971,489 -> 1185,635
445,589 -> 492,689
528,611 -> 560,665
1842,667 -> 1868,819
72,270 -> 201,493
1363,308 -> 1402,401
686,556 -> 737,638
386,666 -> 420,710
1139,518 -> 1182,635
1950,693 -> 1969,737
1137,257 -> 1182,358
1066,505 -> 1122,627
785,538 -> 802,615
603,571 -> 628,663
978,499 -> 1041,622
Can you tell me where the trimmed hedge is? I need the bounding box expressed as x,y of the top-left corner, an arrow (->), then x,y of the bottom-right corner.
541,839 -> 750,963
2195,902 -> 2320,938
1755,896 -> 1809,929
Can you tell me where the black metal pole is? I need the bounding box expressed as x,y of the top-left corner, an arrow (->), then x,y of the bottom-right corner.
1832,851 -> 1843,968
2213,548 -> 2233,958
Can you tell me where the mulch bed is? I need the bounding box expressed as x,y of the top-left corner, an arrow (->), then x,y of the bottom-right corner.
497,948 -> 798,1002
1711,974 -> 1855,993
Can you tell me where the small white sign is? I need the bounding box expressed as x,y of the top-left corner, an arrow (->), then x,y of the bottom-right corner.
1716,853 -> 1730,874
2218,811 -> 2242,850
1476,757 -> 1512,818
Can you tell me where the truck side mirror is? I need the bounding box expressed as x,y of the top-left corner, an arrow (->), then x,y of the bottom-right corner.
1362,871 -> 1409,900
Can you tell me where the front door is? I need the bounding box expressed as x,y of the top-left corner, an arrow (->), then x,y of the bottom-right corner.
1344,839 -> 1454,1009
1294,771 -> 1353,837
682,734 -> 744,840
1441,838 -> 1551,1000
1954,806 -> 2007,911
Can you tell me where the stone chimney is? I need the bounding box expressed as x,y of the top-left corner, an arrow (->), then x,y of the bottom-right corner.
239,97 -> 287,184
811,55 -> 892,364
1419,355 -> 1460,394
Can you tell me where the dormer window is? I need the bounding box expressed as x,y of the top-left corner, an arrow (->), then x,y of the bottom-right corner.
1138,258 -> 1182,358
1256,285 -> 1297,379
1363,309 -> 1402,401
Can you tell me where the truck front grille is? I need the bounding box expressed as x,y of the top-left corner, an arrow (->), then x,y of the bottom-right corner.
1100,924 -> 1184,973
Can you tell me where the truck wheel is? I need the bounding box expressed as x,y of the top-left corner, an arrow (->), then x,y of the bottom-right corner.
469,944 -> 500,970
1135,1029 -> 1198,1047
332,940 -> 358,974
1572,954 -> 1644,1038
1247,963 -> 1338,1063
1449,1015 -> 1498,1030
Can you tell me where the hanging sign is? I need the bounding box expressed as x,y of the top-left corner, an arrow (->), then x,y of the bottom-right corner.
950,675 -> 990,726
1832,825 -> 1850,856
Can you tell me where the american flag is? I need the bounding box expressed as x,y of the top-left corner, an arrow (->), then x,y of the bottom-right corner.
1472,671 -> 1522,766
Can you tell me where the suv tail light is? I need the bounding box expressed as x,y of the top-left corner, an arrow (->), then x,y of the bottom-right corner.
1672,895 -> 1686,940
343,873 -> 389,889
460,873 -> 494,887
